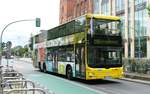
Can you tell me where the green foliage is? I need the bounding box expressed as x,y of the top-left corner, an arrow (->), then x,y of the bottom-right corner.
147,4 -> 150,16
1,42 -> 6,49
123,58 -> 150,74
6,41 -> 12,48
11,45 -> 28,57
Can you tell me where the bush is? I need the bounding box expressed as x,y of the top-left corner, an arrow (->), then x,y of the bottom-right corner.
123,58 -> 150,74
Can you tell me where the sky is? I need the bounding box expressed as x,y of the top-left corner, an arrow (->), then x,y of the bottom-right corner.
0,0 -> 60,47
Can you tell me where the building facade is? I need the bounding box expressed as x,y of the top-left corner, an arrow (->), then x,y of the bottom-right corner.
59,0 -> 150,59
59,0 -> 93,24
98,0 -> 149,59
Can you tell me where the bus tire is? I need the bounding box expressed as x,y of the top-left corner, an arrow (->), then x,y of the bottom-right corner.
38,62 -> 42,72
66,66 -> 73,80
43,63 -> 47,73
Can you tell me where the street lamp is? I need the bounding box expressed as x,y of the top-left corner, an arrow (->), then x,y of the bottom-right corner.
0,18 -> 41,65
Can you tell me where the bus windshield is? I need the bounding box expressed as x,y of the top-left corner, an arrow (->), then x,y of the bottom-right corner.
88,47 -> 122,68
89,19 -> 121,35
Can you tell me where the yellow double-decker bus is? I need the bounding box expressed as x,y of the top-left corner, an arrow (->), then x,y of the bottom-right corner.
31,14 -> 123,80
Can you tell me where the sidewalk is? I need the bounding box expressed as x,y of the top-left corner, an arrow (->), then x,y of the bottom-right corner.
122,72 -> 150,85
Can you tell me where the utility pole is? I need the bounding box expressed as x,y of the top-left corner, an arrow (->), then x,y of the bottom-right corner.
0,18 -> 40,65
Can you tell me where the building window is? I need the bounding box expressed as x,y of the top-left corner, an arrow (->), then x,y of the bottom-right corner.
81,1 -> 86,15
116,0 -> 125,12
101,0 -> 109,15
76,4 -> 80,17
134,9 -> 147,58
118,14 -> 126,57
128,11 -> 131,58
118,15 -> 125,38
93,0 -> 100,14
135,0 -> 147,5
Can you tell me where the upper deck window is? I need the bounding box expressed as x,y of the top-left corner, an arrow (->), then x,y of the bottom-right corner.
88,18 -> 121,36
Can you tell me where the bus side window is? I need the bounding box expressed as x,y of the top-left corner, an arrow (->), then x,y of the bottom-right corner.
47,52 -> 53,61
66,47 -> 75,62
71,53 -> 75,62
75,47 -> 85,72
75,48 -> 81,64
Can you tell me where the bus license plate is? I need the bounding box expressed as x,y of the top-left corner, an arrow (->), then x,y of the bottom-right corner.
105,76 -> 112,79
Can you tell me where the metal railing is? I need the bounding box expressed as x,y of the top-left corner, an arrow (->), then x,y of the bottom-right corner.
0,65 -> 3,94
3,71 -> 23,76
0,65 -> 53,94
3,80 -> 36,94
6,88 -> 48,94
123,58 -> 150,74
2,80 -> 35,89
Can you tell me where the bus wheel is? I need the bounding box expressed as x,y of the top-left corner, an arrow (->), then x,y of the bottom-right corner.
66,66 -> 73,80
38,62 -> 42,72
43,63 -> 47,73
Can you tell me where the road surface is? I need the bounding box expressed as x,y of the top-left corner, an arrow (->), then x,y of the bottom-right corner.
4,59 -> 150,94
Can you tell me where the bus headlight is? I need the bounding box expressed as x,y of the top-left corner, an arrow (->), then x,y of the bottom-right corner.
88,72 -> 95,77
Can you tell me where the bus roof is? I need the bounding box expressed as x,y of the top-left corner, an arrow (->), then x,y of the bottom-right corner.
85,14 -> 121,21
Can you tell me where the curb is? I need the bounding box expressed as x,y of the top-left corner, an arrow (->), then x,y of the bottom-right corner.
121,77 -> 150,85
121,73 -> 150,85
124,73 -> 150,81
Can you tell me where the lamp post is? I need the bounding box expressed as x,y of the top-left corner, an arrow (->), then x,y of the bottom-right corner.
0,18 -> 40,65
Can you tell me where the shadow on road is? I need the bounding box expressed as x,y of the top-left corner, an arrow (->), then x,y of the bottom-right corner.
73,78 -> 121,85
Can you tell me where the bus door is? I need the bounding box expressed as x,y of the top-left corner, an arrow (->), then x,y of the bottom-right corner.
34,49 -> 38,68
53,51 -> 58,73
75,45 -> 85,78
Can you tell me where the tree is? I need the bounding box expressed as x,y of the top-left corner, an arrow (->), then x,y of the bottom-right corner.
2,42 -> 6,49
147,4 -> 150,16
11,45 -> 29,57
